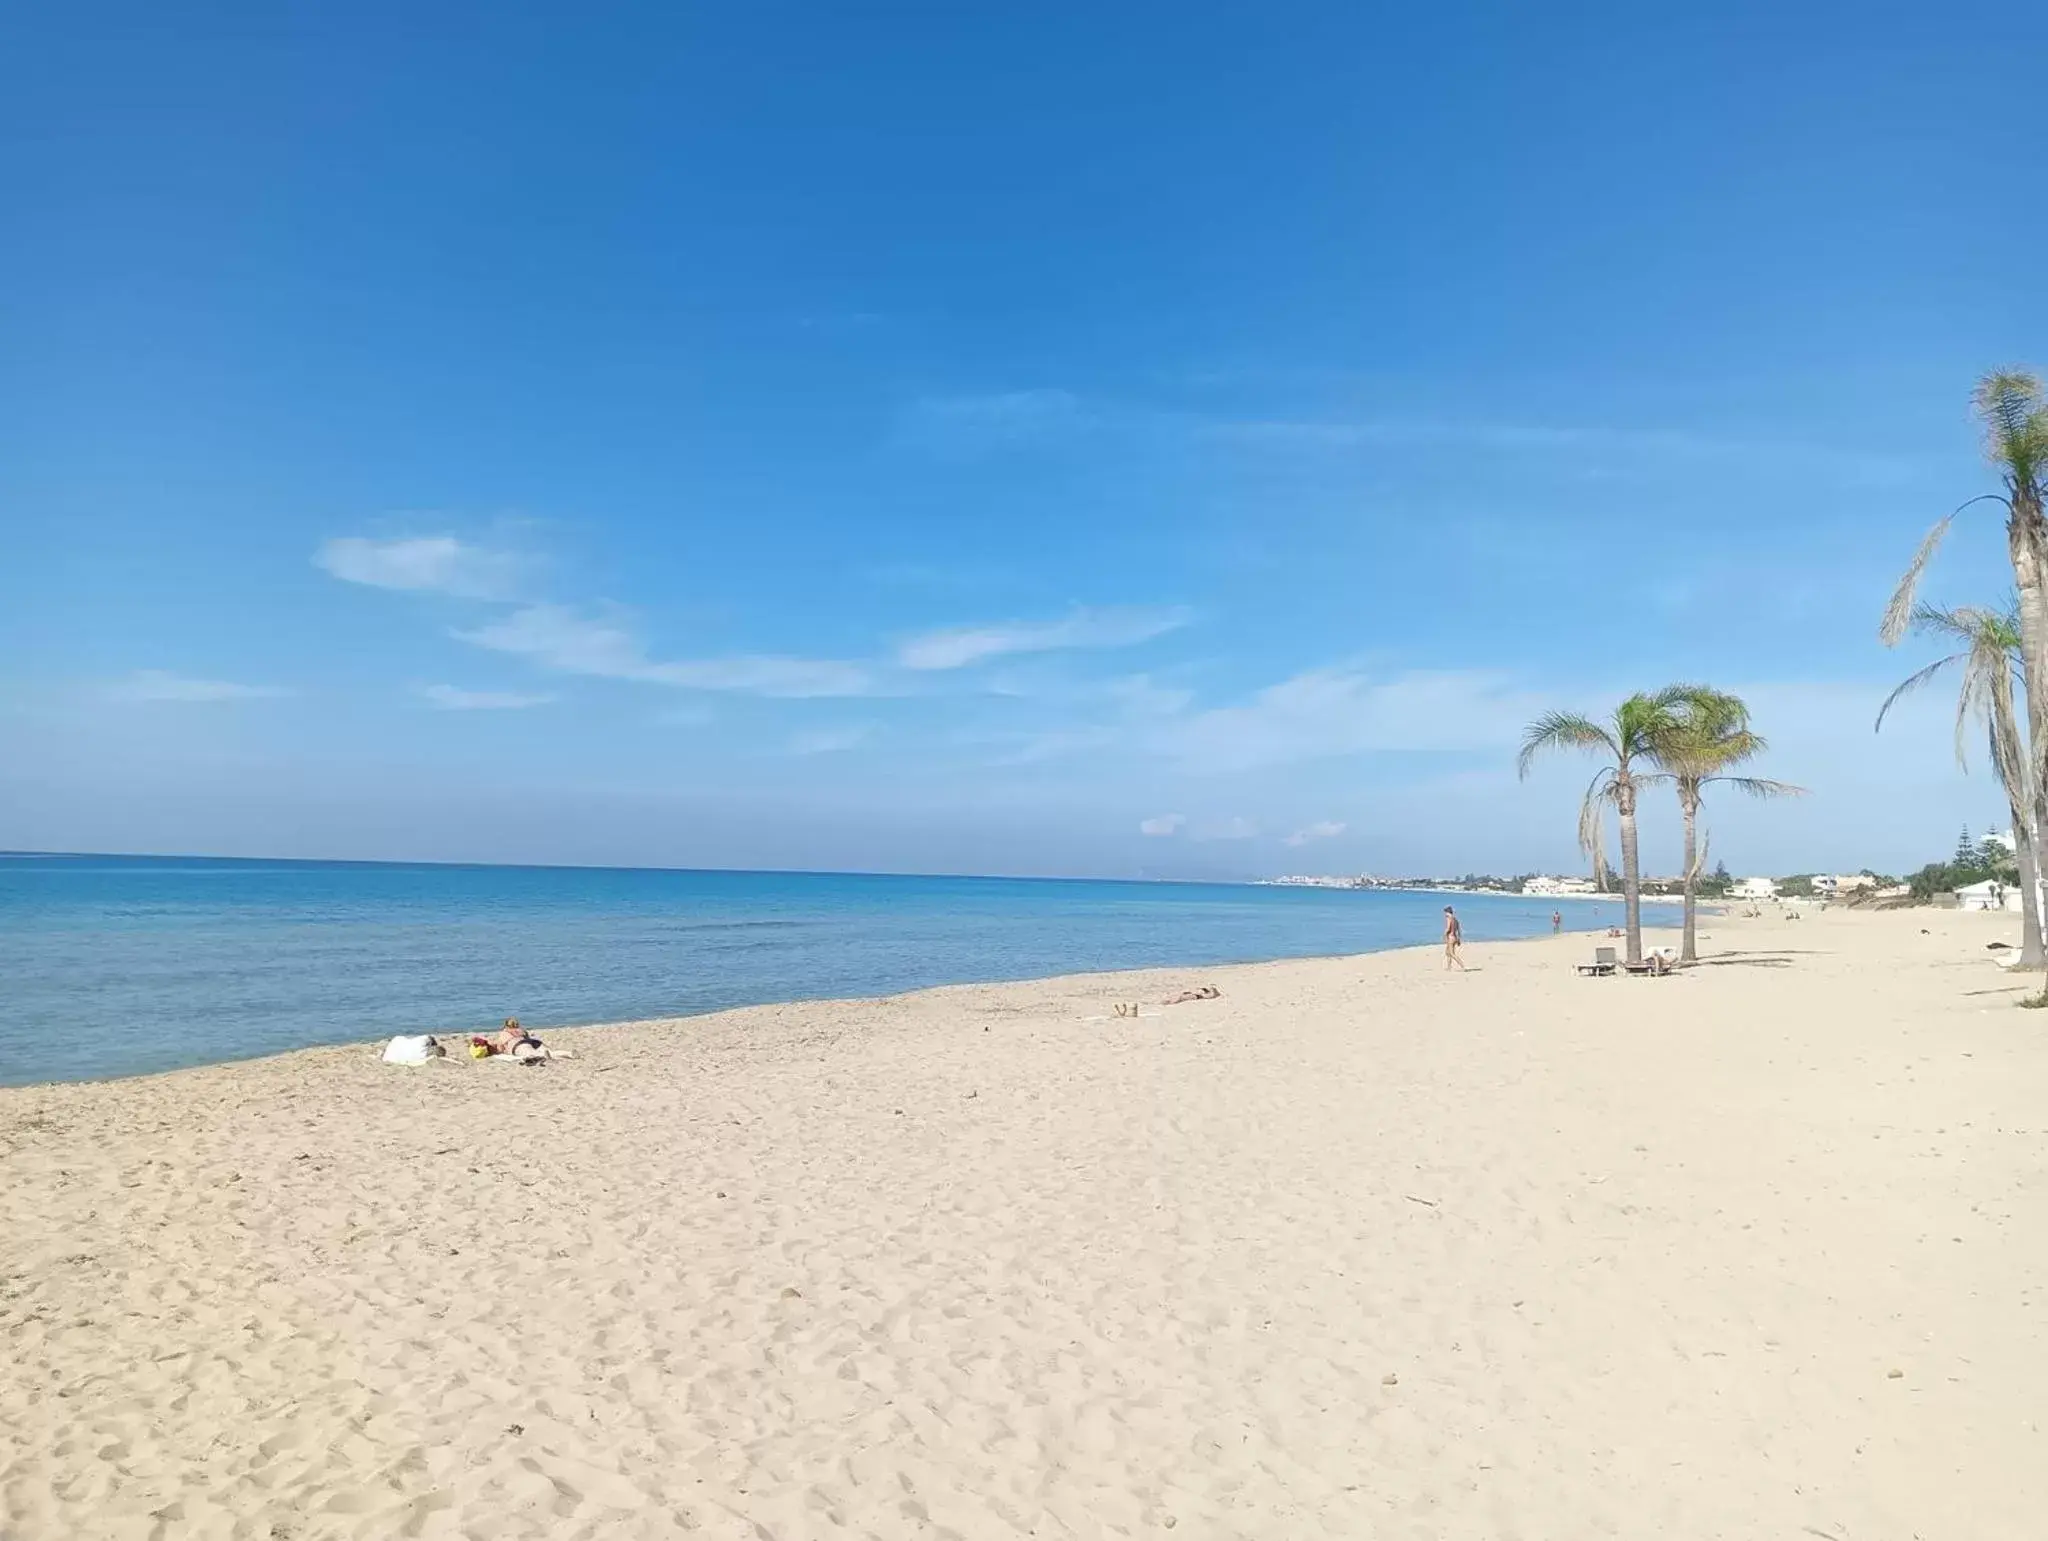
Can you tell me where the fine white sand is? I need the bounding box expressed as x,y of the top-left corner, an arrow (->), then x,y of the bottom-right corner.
3,907 -> 2044,1540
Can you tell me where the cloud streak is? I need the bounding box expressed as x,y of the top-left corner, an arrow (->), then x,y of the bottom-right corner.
1155,667 -> 1546,772
789,725 -> 873,756
455,604 -> 874,698
895,389 -> 1088,454
1284,820 -> 1348,847
417,684 -> 556,711
316,535 -> 523,599
1204,415 -> 1914,484
108,670 -> 290,703
899,606 -> 1191,671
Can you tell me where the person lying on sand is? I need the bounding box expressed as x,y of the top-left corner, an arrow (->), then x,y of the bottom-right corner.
1162,985 -> 1222,1004
493,1018 -> 550,1062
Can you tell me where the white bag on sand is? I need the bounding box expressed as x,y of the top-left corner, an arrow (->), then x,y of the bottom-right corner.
380,1035 -> 440,1065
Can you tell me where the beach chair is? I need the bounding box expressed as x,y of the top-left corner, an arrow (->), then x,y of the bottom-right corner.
1623,950 -> 1674,977
1577,946 -> 1617,977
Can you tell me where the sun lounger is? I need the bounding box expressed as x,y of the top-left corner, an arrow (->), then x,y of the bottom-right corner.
1623,951 -> 1674,977
1576,946 -> 1618,977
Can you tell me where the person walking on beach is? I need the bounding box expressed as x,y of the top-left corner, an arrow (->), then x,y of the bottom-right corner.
1443,906 -> 1465,970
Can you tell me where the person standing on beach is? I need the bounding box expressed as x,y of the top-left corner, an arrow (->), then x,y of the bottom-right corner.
1551,910 -> 1562,934
1443,906 -> 1465,970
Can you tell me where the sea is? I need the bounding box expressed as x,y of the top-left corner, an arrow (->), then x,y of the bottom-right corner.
0,853 -> 1629,1087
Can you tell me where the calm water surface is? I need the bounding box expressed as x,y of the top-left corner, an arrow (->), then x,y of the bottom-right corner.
0,854 -> 1628,1086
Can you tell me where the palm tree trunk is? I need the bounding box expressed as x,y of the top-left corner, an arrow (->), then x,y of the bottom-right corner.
2014,808 -> 2046,968
1680,786 -> 1700,964
1617,779 -> 1644,966
2005,514 -> 2048,963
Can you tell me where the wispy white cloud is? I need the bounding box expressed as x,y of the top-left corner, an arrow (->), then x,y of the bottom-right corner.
653,703 -> 716,727
1193,816 -> 1260,842
1139,813 -> 1186,837
416,684 -> 556,711
1205,416 -> 1914,484
1101,673 -> 1196,717
789,725 -> 873,756
982,664 -> 1555,777
316,535 -> 524,599
899,606 -> 1192,671
1284,820 -> 1348,847
896,389 -> 1088,454
455,604 -> 873,698
1156,667 -> 1545,772
108,670 -> 290,703
893,385 -> 1914,485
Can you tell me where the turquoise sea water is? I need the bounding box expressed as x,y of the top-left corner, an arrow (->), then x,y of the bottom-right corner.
0,854 -> 1629,1087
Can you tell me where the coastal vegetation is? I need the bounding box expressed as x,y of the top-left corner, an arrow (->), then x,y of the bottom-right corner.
1517,688 -> 1698,966
1883,368 -> 2048,968
1901,832 -> 2021,903
1647,689 -> 1803,964
1878,604 -> 2041,963
1507,368 -> 2048,970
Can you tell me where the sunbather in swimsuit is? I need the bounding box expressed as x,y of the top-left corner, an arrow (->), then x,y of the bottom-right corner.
495,1018 -> 547,1060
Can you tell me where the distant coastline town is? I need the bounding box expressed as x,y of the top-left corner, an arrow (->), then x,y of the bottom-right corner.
1259,827 -> 2028,912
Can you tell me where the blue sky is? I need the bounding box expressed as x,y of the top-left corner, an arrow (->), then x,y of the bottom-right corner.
5,1 -> 2046,878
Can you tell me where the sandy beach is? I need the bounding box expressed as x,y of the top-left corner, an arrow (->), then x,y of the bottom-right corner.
3,908 -> 2044,1540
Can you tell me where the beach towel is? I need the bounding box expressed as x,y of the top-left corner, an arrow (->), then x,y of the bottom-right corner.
380,1035 -> 440,1065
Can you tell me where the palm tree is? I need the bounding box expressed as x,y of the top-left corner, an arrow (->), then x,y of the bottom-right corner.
1878,603 -> 2045,967
1650,689 -> 1803,965
1518,689 -> 1693,966
1884,370 -> 2048,903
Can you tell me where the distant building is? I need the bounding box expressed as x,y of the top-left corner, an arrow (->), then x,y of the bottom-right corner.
1523,875 -> 1597,897
1810,875 -> 1839,897
1956,879 -> 2022,912
1732,877 -> 1778,900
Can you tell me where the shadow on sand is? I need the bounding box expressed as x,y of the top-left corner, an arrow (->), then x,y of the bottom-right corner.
1689,951 -> 1807,970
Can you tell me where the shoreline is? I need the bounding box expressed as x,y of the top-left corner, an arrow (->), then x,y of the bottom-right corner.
4,893 -> 1638,1093
5,904 -> 2039,1539
2,929 -> 1582,1097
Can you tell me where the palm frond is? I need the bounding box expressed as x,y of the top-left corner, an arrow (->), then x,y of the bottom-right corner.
1577,768 -> 1618,882
1517,711 -> 1617,779
1912,601 -> 2022,654
1650,687 -> 1767,777
1708,776 -> 1806,798
1956,652 -> 1995,770
1881,512 -> 1954,645
1875,653 -> 1962,734
1975,369 -> 2047,488
1613,691 -> 1692,758
1974,627 -> 2033,808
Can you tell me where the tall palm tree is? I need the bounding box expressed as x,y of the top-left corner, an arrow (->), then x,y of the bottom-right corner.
1518,689 -> 1693,966
1884,370 -> 2048,906
1650,689 -> 1803,965
1877,603 -> 2045,967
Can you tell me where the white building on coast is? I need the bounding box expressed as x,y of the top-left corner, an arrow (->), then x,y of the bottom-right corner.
1956,879 -> 2023,913
1523,875 -> 1597,897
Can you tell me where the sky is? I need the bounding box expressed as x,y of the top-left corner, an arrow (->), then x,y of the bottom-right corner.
5,0 -> 2047,879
